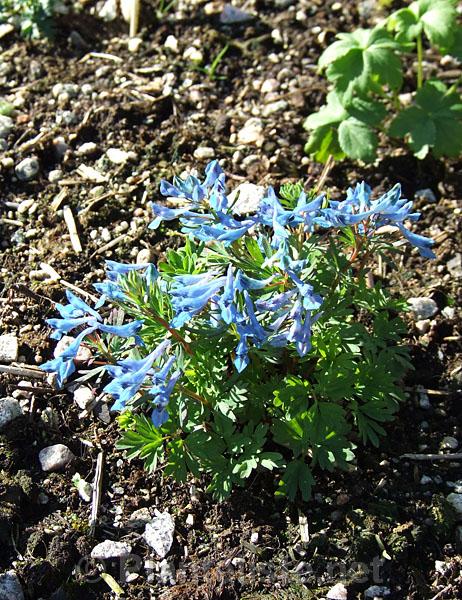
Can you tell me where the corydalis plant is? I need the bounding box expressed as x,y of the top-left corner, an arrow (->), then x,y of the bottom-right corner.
42,161 -> 435,501
305,0 -> 462,163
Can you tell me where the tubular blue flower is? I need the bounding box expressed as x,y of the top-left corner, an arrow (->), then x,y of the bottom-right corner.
149,358 -> 182,427
41,326 -> 97,387
169,272 -> 227,328
217,266 -> 242,324
286,270 -> 323,311
397,224 -> 436,259
234,328 -> 249,373
286,301 -> 313,357
104,340 -> 171,411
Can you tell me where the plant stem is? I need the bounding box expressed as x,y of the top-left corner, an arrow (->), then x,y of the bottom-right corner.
177,384 -> 211,407
416,32 -> 423,89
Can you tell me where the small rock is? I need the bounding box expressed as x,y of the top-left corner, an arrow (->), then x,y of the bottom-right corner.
183,47 -> 203,64
106,148 -> 132,165
447,493 -> 462,516
228,182 -> 266,214
144,511 -> 175,558
54,336 -> 92,362
100,227 -> 111,242
91,540 -> 132,560
0,115 -> 13,139
237,118 -> 264,145
415,319 -> 430,335
52,83 -> 79,98
0,570 -> 24,600
48,169 -> 63,183
98,0 -> 118,20
128,507 -> 152,528
193,146 -> 215,160
219,4 -> 254,24
73,386 -> 95,410
261,78 -> 279,94
442,306 -> 455,319
331,1 -> 342,11
0,334 -> 18,362
417,387 -> 431,409
76,142 -> 98,156
441,436 -> 459,450
128,37 -> 143,53
231,556 -> 246,568
164,35 -> 179,53
447,254 -> 462,278
408,297 -> 438,320
136,248 -> 153,264
364,586 -> 391,599
262,99 -> 288,117
327,582 -> 348,600
39,444 -> 75,472
420,475 -> 433,485
435,560 -> 448,575
159,558 -> 176,585
0,398 -> 23,430
15,157 -> 40,181
415,188 -> 437,203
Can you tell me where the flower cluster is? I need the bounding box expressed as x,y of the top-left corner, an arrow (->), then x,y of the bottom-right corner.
42,160 -> 435,431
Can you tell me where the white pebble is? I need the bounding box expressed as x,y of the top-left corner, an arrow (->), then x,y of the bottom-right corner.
193,146 -> 215,160
0,334 -> 18,362
91,540 -> 132,560
39,444 -> 75,472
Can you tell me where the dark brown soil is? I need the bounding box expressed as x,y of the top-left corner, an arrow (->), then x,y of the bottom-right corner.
0,1 -> 461,599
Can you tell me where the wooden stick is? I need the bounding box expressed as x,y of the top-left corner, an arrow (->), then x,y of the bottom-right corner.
0,364 -> 46,378
63,206 -> 82,253
130,0 -> 140,38
89,451 -> 104,535
400,453 -> 462,461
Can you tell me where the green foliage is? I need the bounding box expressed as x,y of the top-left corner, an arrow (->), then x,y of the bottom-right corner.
113,216 -> 412,502
0,0 -> 55,39
389,79 -> 462,159
305,0 -> 462,163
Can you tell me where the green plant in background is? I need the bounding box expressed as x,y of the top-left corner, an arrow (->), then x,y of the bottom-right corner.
41,161 -> 435,502
0,0 -> 55,39
304,0 -> 462,163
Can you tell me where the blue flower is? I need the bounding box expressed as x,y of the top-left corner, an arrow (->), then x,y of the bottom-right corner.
217,266 -> 242,324
148,356 -> 182,427
169,272 -> 227,328
104,340 -> 171,411
41,327 -> 97,387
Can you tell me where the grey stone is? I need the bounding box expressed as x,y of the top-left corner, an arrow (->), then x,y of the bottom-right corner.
0,115 -> 13,139
73,386 -> 95,410
48,169 -> 63,183
15,157 -> 40,181
91,540 -> 132,560
415,319 -> 430,335
159,558 -> 176,585
441,436 -> 459,450
447,493 -> 462,516
144,511 -> 175,558
0,570 -> 24,600
127,507 -> 152,528
0,398 -> 23,430
415,188 -> 437,203
408,297 -> 438,320
364,586 -> 391,599
262,99 -> 288,117
442,306 -> 456,319
0,334 -> 18,362
39,444 -> 75,472
220,4 -> 254,24
447,254 -> 462,278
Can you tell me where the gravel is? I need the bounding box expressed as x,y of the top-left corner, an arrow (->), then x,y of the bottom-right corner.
15,157 -> 40,181
0,333 -> 18,362
0,115 -> 13,139
38,444 -> 75,471
326,582 -> 348,599
237,118 -> 264,145
144,511 -> 175,558
0,570 -> 24,600
91,540 -> 132,560
447,254 -> 462,278
415,188 -> 437,203
364,586 -> 391,599
0,397 -> 23,430
228,182 -> 266,214
106,148 -> 133,164
408,297 -> 438,320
